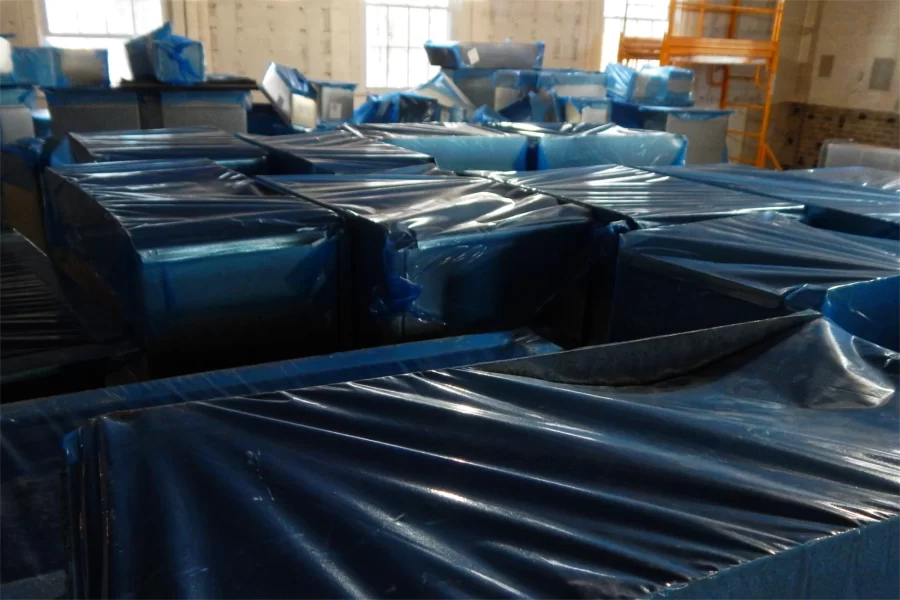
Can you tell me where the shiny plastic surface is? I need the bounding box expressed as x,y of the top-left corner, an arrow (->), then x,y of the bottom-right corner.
64,314 -> 900,599
260,173 -> 596,344
632,66 -> 694,106
240,131 -> 435,174
11,47 -> 109,87
408,71 -> 475,119
608,212 -> 900,342
605,62 -> 637,100
125,22 -> 205,84
353,92 -> 441,124
43,159 -> 345,357
424,40 -> 545,69
0,330 -> 557,596
789,166 -> 900,191
822,275 -> 899,351
69,126 -> 268,175
0,229 -> 137,401
342,122 -> 504,139
537,125 -> 687,168
385,135 -> 531,171
537,69 -> 607,98
489,164 -> 799,226
651,165 -> 900,239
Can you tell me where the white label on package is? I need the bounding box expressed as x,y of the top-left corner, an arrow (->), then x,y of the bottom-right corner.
467,47 -> 480,65
328,102 -> 344,119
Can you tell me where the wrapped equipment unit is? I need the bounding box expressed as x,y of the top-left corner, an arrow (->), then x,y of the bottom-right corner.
605,63 -> 694,106
125,22 -> 205,84
69,126 -> 268,175
241,130 -> 434,174
610,104 -> 732,164
11,47 -> 109,87
384,134 -> 531,171
260,174 -> 597,345
44,88 -> 141,137
425,40 -> 545,69
560,96 -> 611,125
42,159 -> 346,367
535,124 -> 687,168
63,313 -> 900,599
607,212 -> 900,342
261,62 -> 357,128
354,91 -> 441,123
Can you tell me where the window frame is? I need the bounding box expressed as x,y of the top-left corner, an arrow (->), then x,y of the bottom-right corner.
601,0 -> 669,70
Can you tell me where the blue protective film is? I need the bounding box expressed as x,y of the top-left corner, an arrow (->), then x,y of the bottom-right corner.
537,124 -> 687,168
241,131 -> 435,174
608,212 -> 900,342
63,314 -> 900,599
68,126 -> 268,175
822,275 -> 899,351
125,22 -> 205,84
259,173 -> 598,345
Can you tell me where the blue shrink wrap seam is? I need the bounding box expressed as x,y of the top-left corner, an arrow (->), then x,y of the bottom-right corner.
261,62 -> 357,127
62,313 -> 900,599
650,164 -> 900,239
354,91 -> 441,123
42,159 -> 346,364
486,165 -> 802,227
68,126 -> 268,175
821,275 -> 899,351
11,47 -> 109,87
0,329 -> 558,597
260,173 -> 598,345
240,130 -> 435,174
608,212 -> 900,343
125,22 -> 205,84
0,229 -> 137,402
536,124 -> 687,168
384,135 -> 531,171
425,40 -> 545,69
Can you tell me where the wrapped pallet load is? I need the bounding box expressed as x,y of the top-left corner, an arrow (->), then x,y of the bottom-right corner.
261,62 -> 357,128
126,22 -> 205,84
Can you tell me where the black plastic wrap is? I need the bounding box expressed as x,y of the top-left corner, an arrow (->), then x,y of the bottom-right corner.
65,314 -> 900,599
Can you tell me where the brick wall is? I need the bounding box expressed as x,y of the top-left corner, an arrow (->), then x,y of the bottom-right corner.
775,103 -> 900,169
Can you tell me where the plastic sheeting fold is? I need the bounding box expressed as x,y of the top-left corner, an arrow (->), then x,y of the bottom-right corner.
63,314 -> 900,599
0,329 -> 558,597
608,212 -> 900,343
789,166 -> 900,191
0,229 -> 137,402
650,164 -> 900,239
260,174 -> 597,345
68,126 -> 268,175
42,158 -> 345,365
240,131 -> 435,174
353,92 -> 441,124
341,122 -> 504,139
487,164 -> 800,226
384,135 -> 531,171
822,275 -> 899,352
536,124 -> 687,168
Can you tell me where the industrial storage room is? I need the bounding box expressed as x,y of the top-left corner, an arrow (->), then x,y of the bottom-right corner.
0,0 -> 899,597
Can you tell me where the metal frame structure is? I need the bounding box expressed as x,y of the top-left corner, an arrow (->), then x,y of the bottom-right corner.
618,0 -> 785,168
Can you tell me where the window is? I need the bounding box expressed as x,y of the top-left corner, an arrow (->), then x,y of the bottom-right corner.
365,0 -> 450,89
600,0 -> 669,70
42,0 -> 164,83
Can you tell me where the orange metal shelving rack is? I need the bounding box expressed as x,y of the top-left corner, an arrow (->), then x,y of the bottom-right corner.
618,0 -> 785,168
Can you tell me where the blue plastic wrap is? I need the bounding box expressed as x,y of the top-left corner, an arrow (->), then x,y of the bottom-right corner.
261,62 -> 357,127
537,124 -> 687,168
11,47 -> 109,87
408,71 -> 475,119
559,96 -> 611,124
822,275 -> 899,351
31,108 -> 50,138
425,40 -> 545,69
354,92 -> 441,123
529,90 -> 561,122
62,313 -> 900,599
632,66 -> 694,106
260,174 -> 598,345
493,69 -> 539,111
608,212 -> 900,343
490,165 -> 802,227
652,165 -> 900,239
248,102 -> 303,135
384,135 -> 531,171
0,84 -> 35,107
604,63 -> 637,100
788,166 -> 900,191
342,122 -> 504,139
42,159 -> 346,365
0,228 -> 137,402
472,105 -> 506,123
42,87 -> 139,106
537,69 -> 607,98
125,22 -> 205,84
68,126 -> 268,175
240,131 -> 435,174
0,329 -> 557,597
443,68 -> 498,110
